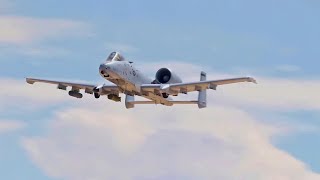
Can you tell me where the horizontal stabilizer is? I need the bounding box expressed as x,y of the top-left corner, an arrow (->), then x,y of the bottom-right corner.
131,101 -> 156,104
130,100 -> 198,105
169,101 -> 198,104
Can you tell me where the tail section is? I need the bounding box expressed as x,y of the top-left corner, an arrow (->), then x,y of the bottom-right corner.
126,71 -> 207,109
198,71 -> 207,108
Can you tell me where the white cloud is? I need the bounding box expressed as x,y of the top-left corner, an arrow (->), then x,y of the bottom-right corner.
21,105 -> 320,180
142,62 -> 320,111
0,120 -> 25,133
0,62 -> 317,179
212,77 -> 320,111
0,45 -> 72,58
0,2 -> 91,57
0,16 -> 91,45
1,61 -> 318,112
0,78 -> 71,111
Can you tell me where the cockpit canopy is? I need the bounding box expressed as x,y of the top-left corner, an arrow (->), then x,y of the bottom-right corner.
106,52 -> 125,62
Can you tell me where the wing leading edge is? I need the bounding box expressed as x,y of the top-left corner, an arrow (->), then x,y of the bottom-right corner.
26,78 -> 119,95
141,77 -> 257,95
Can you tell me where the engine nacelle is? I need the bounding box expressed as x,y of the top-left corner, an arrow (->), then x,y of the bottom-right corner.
155,68 -> 182,84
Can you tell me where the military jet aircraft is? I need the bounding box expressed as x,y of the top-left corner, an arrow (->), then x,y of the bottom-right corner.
26,52 -> 256,109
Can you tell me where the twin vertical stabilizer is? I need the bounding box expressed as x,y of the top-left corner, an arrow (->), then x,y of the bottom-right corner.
125,71 -> 208,109
197,71 -> 207,108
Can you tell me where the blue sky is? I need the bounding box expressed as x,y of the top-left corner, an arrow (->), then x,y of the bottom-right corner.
0,0 -> 319,179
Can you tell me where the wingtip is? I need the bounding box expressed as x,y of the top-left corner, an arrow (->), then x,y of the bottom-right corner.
249,77 -> 257,84
26,78 -> 35,84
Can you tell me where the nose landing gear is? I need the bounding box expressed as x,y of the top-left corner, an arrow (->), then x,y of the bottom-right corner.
94,93 -> 100,99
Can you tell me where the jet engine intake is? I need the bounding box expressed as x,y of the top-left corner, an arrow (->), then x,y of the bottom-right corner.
93,87 -> 100,93
93,85 -> 104,99
155,68 -> 182,84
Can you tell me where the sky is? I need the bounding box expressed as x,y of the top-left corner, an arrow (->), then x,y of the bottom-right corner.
0,0 -> 320,179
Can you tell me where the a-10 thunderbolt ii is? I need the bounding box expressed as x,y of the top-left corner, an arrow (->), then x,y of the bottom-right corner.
26,52 -> 256,109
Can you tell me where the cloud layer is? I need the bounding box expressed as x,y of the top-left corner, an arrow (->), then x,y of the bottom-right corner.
0,61 -> 318,179
0,16 -> 90,45
144,62 -> 320,111
0,78 -> 68,110
214,78 -> 320,111
22,104 -> 320,180
0,120 -> 25,134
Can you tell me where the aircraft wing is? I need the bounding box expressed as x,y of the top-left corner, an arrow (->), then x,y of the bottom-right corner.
141,77 -> 256,95
26,78 -> 119,95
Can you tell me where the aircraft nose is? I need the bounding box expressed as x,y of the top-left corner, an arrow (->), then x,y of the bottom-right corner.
99,64 -> 110,74
99,64 -> 106,74
99,63 -> 112,77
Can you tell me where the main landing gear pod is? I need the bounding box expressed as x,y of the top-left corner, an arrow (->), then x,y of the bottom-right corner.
125,95 -> 135,109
